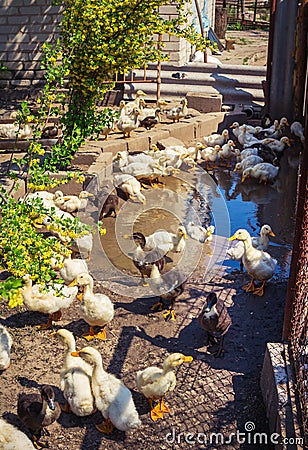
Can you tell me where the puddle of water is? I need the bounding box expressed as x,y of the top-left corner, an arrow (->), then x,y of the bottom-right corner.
92,145 -> 298,285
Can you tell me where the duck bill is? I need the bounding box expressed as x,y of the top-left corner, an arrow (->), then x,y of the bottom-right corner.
269,231 -> 276,237
241,175 -> 246,182
71,351 -> 80,357
48,399 -> 55,411
228,235 -> 237,241
68,279 -> 78,287
182,355 -> 193,363
183,232 -> 188,239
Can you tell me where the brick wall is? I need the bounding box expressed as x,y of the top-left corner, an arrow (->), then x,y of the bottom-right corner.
0,1 -> 197,101
0,0 -> 62,100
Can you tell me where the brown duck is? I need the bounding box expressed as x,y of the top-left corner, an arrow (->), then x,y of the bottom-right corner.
17,385 -> 61,449
198,292 -> 232,357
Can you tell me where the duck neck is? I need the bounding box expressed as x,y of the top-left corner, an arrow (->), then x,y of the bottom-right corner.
83,279 -> 94,300
260,231 -> 269,247
91,359 -> 107,384
242,235 -> 254,255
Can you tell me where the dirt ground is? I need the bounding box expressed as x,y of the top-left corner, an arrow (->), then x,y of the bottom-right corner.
0,131 -> 291,450
218,30 -> 269,66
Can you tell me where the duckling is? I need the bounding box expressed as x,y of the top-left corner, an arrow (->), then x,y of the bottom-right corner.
0,123 -> 31,139
199,145 -> 221,169
244,142 -> 279,165
100,192 -> 119,218
131,233 -> 166,285
251,224 -> 275,250
143,226 -> 188,254
113,173 -> 146,204
149,263 -> 186,321
0,418 -> 36,449
256,119 -> 279,139
290,121 -> 305,143
219,140 -> 236,166
229,229 -> 277,296
165,98 -> 188,122
187,222 -> 215,244
71,233 -> 93,261
116,107 -> 142,138
60,191 -> 94,213
136,353 -> 193,421
59,254 -> 89,284
0,324 -> 13,370
204,129 -> 229,147
69,273 -> 114,341
241,162 -> 279,184
54,329 -> 95,416
238,126 -> 259,147
262,136 -> 291,153
17,385 -> 61,449
233,155 -> 264,172
71,346 -> 141,434
198,292 -> 232,357
123,90 -> 147,115
266,116 -> 289,139
140,99 -> 168,121
230,122 -> 261,138
21,274 -> 78,329
226,241 -> 245,271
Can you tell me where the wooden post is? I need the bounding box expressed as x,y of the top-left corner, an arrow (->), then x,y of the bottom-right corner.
253,0 -> 258,22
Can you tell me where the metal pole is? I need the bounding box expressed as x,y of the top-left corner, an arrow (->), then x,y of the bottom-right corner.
268,0 -> 299,119
194,0 -> 207,63
156,34 -> 162,101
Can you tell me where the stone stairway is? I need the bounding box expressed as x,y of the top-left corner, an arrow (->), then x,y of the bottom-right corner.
125,62 -> 266,106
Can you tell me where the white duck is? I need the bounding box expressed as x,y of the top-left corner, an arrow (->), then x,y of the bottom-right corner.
60,191 -> 94,213
238,126 -> 259,146
0,418 -> 36,450
54,329 -> 95,416
219,140 -> 236,166
69,273 -> 114,341
251,224 -> 275,250
204,129 -> 229,147
21,275 -> 78,329
113,173 -> 146,204
241,162 -> 279,183
234,155 -> 264,172
165,98 -> 188,122
0,123 -> 31,139
123,90 -> 147,115
136,353 -> 193,421
187,222 -> 215,244
262,136 -> 291,153
59,254 -> 89,283
229,229 -> 277,296
199,145 -> 221,168
230,122 -> 261,138
71,346 -> 141,433
290,121 -> 305,143
116,107 -> 141,138
143,226 -> 188,254
0,324 -> 13,370
71,233 -> 93,260
238,147 -> 258,160
226,241 -> 245,271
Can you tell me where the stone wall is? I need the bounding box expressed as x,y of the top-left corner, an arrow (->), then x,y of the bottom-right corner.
0,0 -> 61,100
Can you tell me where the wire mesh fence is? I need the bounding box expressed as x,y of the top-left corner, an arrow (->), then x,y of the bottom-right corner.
289,177 -> 308,444
216,0 -> 270,29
